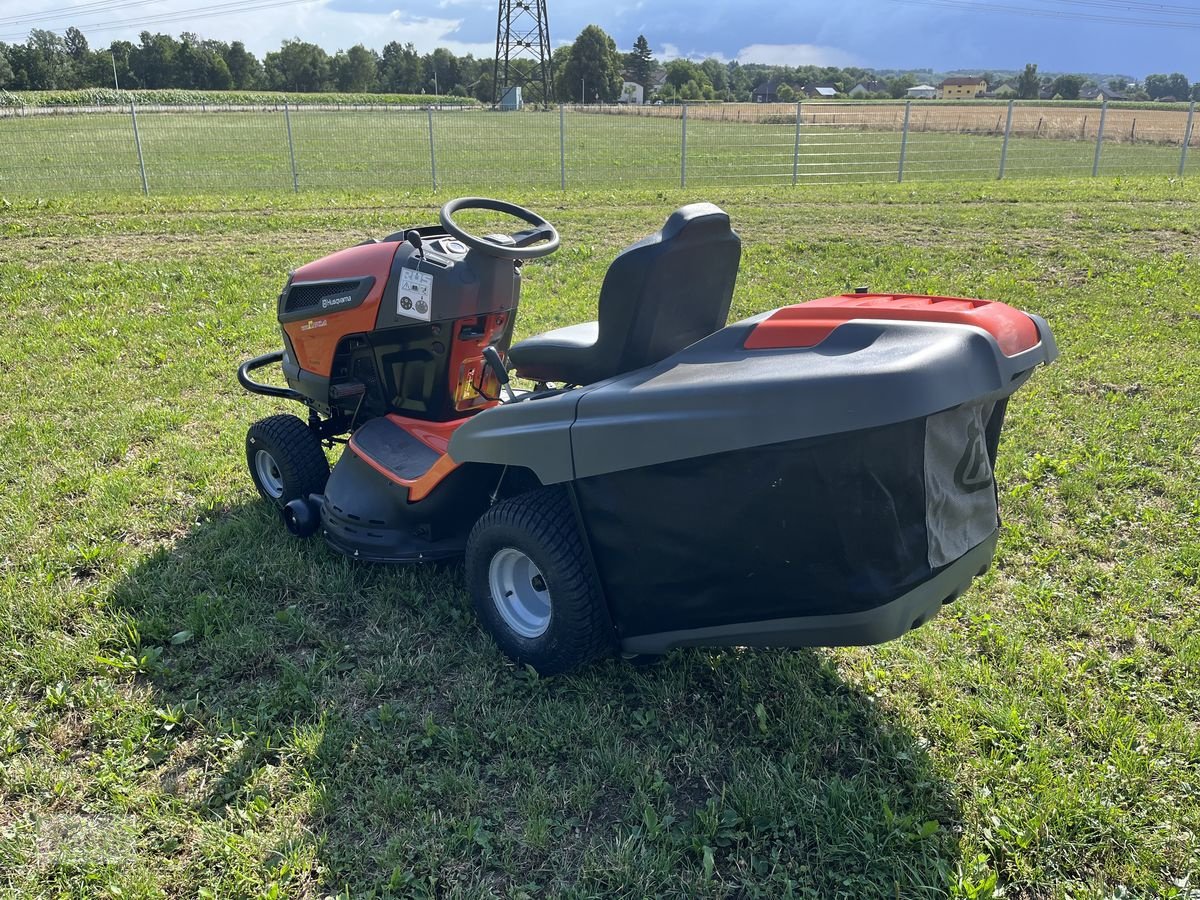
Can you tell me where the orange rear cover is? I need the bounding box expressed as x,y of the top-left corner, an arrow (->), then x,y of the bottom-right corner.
744,294 -> 1040,357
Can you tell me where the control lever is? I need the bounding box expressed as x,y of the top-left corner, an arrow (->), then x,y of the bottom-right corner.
481,345 -> 515,403
405,229 -> 425,262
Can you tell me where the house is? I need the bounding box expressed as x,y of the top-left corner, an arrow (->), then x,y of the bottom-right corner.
619,81 -> 644,104
752,79 -> 780,102
849,79 -> 887,97
1080,86 -> 1129,101
940,76 -> 987,99
802,83 -> 839,99
907,84 -> 937,100
1039,85 -> 1056,100
991,83 -> 1019,99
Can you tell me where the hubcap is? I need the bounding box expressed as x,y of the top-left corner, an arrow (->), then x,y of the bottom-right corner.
254,449 -> 284,499
488,547 -> 552,639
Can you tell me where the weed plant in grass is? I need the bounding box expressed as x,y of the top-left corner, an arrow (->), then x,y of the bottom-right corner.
0,179 -> 1198,897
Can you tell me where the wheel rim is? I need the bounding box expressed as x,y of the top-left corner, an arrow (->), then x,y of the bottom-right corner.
488,547 -> 552,639
254,449 -> 284,499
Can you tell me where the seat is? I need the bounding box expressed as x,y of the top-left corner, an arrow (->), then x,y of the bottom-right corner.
508,203 -> 741,386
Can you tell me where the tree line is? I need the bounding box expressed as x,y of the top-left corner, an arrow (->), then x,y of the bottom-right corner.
2,25 -> 1196,105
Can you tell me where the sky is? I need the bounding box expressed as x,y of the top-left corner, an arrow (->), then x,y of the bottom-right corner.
3,0 -> 1198,80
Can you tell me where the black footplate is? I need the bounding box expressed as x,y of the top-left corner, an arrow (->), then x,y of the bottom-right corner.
350,417 -> 440,481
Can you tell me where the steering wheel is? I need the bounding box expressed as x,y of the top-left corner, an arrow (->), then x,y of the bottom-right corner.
439,197 -> 560,260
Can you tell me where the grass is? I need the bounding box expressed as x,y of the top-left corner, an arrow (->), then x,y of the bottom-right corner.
1,177 -> 1199,898
0,107 -> 1197,197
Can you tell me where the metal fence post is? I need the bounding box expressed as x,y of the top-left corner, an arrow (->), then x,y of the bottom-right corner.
427,108 -> 438,191
680,103 -> 688,189
559,104 -> 566,190
283,101 -> 299,193
1180,101 -> 1195,177
129,101 -> 148,195
898,101 -> 911,183
998,99 -> 1014,179
792,101 -> 802,185
1092,98 -> 1107,177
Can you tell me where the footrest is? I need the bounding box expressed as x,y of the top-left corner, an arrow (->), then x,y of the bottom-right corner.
349,417 -> 441,481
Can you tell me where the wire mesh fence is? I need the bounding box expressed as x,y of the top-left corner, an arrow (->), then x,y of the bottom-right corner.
0,100 -> 1196,196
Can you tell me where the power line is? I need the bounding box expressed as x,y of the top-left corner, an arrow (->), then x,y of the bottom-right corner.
0,0 -> 161,28
0,0 -> 323,42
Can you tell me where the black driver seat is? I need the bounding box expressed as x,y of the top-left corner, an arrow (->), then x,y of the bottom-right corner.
508,203 -> 741,386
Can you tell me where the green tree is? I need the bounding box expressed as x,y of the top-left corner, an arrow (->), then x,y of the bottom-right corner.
379,41 -> 422,93
1017,63 -> 1039,100
889,74 -> 916,99
664,59 -> 709,92
1051,74 -> 1084,101
699,57 -> 726,94
131,32 -> 181,88
1192,82 -> 1200,102
425,47 -> 460,95
264,39 -> 331,92
334,44 -> 377,92
560,25 -> 623,102
627,34 -> 653,90
776,82 -> 795,102
0,46 -> 12,88
1145,72 -> 1189,100
224,41 -> 263,89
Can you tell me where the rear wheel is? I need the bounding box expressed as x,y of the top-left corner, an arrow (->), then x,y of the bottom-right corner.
245,414 -> 329,508
465,486 -> 613,675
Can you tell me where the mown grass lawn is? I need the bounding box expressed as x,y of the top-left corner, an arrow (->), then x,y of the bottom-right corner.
1,178 -> 1198,898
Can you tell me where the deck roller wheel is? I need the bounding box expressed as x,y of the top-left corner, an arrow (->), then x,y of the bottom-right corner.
466,486 -> 614,675
245,414 -> 330,508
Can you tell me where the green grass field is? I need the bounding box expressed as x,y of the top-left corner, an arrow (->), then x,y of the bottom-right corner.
1,108 -> 1196,196
2,178 -> 1199,898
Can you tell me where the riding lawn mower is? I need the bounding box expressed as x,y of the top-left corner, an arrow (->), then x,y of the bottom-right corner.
238,198 -> 1057,674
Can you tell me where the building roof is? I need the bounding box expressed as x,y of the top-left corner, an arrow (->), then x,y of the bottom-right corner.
909,84 -> 938,91
941,76 -> 986,86
752,80 -> 780,95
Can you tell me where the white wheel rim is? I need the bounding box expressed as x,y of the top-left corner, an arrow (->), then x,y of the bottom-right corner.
488,547 -> 552,639
254,449 -> 284,499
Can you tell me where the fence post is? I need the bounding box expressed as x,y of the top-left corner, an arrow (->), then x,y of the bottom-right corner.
1180,101 -> 1195,177
427,108 -> 438,191
898,101 -> 911,183
998,99 -> 1014,179
792,101 -> 802,185
680,103 -> 688,189
129,101 -> 148,195
1092,98 -> 1107,177
559,104 -> 566,190
283,101 -> 299,193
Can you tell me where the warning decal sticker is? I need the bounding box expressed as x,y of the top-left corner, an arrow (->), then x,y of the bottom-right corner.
398,267 -> 435,322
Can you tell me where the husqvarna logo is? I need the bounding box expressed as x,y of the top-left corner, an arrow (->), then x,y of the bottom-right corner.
321,294 -> 354,309
953,418 -> 992,493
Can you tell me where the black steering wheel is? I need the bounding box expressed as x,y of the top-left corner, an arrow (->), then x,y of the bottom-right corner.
439,197 -> 560,260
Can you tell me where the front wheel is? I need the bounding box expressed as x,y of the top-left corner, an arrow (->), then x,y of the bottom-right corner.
465,486 -> 613,675
245,414 -> 329,508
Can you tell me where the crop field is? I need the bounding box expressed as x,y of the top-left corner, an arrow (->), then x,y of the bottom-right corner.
1,104 -> 1197,196
2,178 -> 1199,897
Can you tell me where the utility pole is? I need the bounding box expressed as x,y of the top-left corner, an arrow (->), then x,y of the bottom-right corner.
493,0 -> 554,107
110,50 -> 120,90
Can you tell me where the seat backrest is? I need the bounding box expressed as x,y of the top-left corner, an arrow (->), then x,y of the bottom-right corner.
593,203 -> 741,378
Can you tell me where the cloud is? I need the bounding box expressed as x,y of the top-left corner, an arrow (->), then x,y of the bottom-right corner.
735,43 -> 860,67
3,0 -> 494,58
657,43 -> 729,63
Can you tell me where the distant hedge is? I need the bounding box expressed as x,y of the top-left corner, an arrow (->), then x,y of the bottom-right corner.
0,88 -> 478,108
